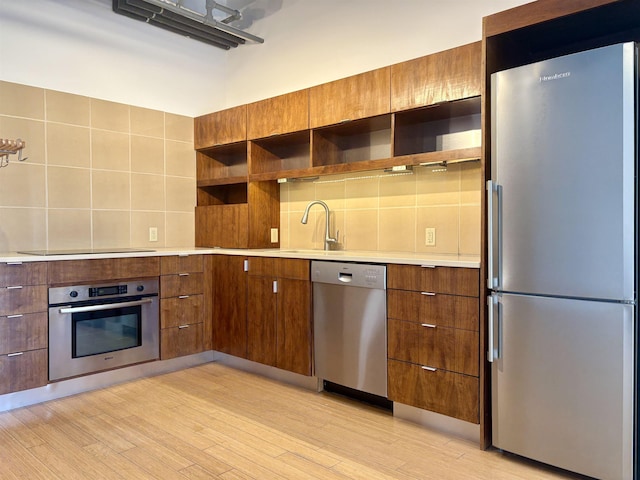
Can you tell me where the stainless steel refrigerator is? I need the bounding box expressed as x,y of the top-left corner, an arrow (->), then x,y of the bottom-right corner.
488,42 -> 637,480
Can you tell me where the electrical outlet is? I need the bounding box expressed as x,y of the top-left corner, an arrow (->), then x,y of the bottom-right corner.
270,228 -> 279,243
149,227 -> 158,242
425,227 -> 436,246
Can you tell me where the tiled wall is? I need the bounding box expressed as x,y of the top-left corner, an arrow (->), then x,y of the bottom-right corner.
0,81 -> 195,252
279,162 -> 481,255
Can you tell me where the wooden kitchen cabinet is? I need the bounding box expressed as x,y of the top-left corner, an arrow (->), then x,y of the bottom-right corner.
48,257 -> 160,285
212,255 -> 248,358
0,261 -> 48,394
309,67 -> 391,128
194,104 -> 247,149
160,255 -> 205,360
391,42 -> 482,112
387,264 -> 480,423
247,89 -> 309,139
247,257 -> 312,376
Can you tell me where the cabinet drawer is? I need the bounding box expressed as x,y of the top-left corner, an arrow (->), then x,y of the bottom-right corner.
161,323 -> 203,360
387,289 -> 478,331
387,264 -> 479,297
248,257 -> 309,280
161,273 -> 204,298
0,348 -> 48,395
388,318 -> 478,376
0,312 -> 47,355
160,255 -> 203,275
161,295 -> 203,328
0,262 -> 47,287
0,285 -> 47,316
388,359 -> 479,423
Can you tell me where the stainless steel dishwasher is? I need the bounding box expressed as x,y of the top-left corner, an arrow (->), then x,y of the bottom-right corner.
312,261 -> 387,398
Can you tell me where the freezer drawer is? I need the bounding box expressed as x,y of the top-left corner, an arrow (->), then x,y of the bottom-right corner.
491,293 -> 634,480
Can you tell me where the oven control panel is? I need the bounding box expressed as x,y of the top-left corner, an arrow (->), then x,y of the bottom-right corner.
49,278 -> 159,305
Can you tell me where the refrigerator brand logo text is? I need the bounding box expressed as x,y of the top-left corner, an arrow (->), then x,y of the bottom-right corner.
539,72 -> 571,82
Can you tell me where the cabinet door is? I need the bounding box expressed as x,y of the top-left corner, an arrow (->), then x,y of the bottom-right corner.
247,275 -> 277,366
391,42 -> 482,111
247,90 -> 309,139
309,67 -> 390,128
276,276 -> 312,376
212,255 -> 247,358
194,105 -> 247,149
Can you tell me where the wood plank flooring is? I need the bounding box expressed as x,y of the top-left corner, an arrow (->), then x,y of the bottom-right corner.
0,363 -> 587,479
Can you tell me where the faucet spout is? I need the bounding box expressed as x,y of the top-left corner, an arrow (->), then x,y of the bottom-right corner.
300,200 -> 337,251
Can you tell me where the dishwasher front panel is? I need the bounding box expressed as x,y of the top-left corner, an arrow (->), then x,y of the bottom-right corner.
312,261 -> 387,398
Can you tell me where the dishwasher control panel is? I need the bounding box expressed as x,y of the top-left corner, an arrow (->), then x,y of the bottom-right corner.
311,261 -> 386,290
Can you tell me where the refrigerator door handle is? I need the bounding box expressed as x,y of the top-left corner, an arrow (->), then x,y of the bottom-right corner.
486,180 -> 500,288
487,293 -> 500,362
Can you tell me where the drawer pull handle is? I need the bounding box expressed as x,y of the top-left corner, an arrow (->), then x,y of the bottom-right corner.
6,285 -> 23,290
6,262 -> 23,265
420,292 -> 436,296
420,265 -> 436,269
7,314 -> 23,319
178,253 -> 190,257
421,366 -> 437,372
421,323 -> 436,328
7,352 -> 24,357
178,295 -> 190,299
178,325 -> 190,329
178,273 -> 190,277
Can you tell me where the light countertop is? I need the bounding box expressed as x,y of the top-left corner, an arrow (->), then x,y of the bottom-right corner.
0,247 -> 480,268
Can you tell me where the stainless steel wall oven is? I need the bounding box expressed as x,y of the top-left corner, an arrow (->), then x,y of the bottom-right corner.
48,279 -> 159,381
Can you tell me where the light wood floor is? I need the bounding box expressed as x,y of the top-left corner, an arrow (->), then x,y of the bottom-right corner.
0,363 -> 587,479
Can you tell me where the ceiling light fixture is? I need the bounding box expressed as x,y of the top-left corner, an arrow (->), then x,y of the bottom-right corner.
112,0 -> 264,50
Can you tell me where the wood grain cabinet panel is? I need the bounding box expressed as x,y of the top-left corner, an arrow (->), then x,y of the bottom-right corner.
387,264 -> 479,297
161,323 -> 203,360
194,105 -> 247,149
160,295 -> 203,329
387,289 -> 479,331
0,285 -> 47,316
48,257 -> 160,285
160,255 -> 203,275
388,319 -> 479,377
391,42 -> 482,111
388,359 -> 479,423
0,312 -> 47,355
0,262 -> 47,287
0,349 -> 48,395
160,273 -> 204,298
247,90 -> 309,139
246,257 -> 312,375
309,67 -> 391,128
212,255 -> 248,358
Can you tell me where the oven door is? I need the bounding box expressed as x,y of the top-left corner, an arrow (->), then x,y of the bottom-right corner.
49,296 -> 159,381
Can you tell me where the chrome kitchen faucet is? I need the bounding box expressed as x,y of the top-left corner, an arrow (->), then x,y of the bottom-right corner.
300,200 -> 337,251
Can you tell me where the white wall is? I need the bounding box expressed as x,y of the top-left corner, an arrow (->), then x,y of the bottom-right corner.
0,0 -> 531,116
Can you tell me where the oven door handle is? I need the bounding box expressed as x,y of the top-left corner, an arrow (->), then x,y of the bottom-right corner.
58,298 -> 154,314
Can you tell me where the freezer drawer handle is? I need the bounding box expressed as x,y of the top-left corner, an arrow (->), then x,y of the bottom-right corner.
487,294 -> 500,362
421,366 -> 437,372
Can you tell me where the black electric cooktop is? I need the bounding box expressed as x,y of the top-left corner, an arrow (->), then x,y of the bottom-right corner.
17,248 -> 156,256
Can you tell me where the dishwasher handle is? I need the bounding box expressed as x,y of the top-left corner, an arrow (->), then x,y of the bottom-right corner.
338,272 -> 353,283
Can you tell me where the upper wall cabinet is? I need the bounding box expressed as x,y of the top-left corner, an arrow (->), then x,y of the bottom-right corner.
247,90 -> 309,139
309,67 -> 391,128
194,105 -> 247,149
391,42 -> 482,111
